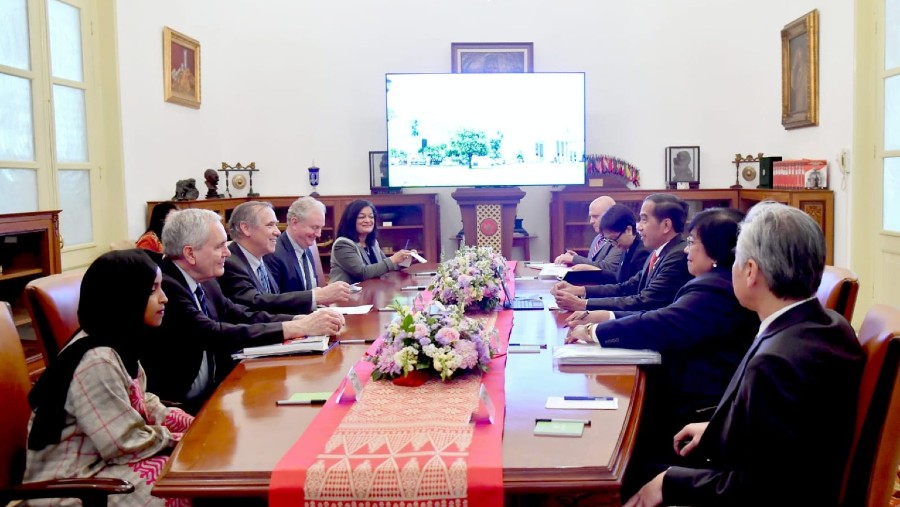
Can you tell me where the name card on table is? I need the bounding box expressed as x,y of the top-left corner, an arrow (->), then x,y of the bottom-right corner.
337,367 -> 364,402
469,383 -> 496,425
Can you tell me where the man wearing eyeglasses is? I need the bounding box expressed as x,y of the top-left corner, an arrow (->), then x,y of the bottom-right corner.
553,195 -> 623,284
552,193 -> 693,312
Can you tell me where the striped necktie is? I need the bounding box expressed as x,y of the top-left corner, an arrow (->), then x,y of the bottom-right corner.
194,285 -> 210,316
588,235 -> 602,259
257,263 -> 272,294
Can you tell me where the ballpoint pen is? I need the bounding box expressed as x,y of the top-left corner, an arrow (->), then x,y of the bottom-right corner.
339,338 -> 376,344
404,239 -> 410,250
508,343 -> 547,349
276,399 -> 327,406
535,418 -> 591,426
563,396 -> 615,401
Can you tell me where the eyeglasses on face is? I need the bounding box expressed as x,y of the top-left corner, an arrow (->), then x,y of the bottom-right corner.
604,231 -> 624,245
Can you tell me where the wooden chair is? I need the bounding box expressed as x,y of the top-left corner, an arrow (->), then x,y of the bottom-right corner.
24,270 -> 84,366
817,265 -> 860,322
839,304 -> 900,507
0,304 -> 133,506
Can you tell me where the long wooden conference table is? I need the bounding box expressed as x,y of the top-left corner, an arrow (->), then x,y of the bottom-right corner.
153,264 -> 646,506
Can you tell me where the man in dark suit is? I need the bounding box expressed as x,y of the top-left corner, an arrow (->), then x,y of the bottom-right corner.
554,195 -> 623,283
142,208 -> 345,411
623,202 -> 864,507
552,193 -> 693,312
219,200 -> 349,314
266,197 -> 351,302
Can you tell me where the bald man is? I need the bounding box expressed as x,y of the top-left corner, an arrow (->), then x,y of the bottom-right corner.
554,196 -> 623,284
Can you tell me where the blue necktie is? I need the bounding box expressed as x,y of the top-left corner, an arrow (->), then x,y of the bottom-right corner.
257,263 -> 272,294
194,285 -> 210,316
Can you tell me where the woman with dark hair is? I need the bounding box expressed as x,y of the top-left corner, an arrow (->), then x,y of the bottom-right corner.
565,208 -> 759,494
329,199 -> 413,283
24,249 -> 193,507
597,203 -> 651,283
136,202 -> 178,253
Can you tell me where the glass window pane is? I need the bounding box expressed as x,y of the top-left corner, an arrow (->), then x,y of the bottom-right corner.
58,169 -> 93,244
0,73 -> 35,161
52,84 -> 88,162
886,75 -> 900,151
0,168 -> 38,214
888,0 -> 900,70
48,0 -> 83,82
886,158 -> 900,232
0,0 -> 30,70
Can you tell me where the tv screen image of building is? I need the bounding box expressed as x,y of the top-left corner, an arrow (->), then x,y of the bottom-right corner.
386,72 -> 586,188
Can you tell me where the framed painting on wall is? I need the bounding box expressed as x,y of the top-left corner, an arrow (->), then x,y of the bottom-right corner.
665,146 -> 700,189
781,10 -> 818,129
163,27 -> 201,108
450,42 -> 534,73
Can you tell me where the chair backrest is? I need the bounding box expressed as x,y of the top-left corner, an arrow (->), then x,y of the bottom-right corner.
840,304 -> 900,507
24,271 -> 84,365
0,304 -> 32,489
817,265 -> 860,322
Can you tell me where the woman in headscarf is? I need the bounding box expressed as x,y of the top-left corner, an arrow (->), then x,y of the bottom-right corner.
24,249 -> 193,507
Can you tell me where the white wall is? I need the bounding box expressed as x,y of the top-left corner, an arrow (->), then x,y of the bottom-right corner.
116,0 -> 854,264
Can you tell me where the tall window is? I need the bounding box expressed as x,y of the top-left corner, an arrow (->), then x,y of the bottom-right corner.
884,0 -> 900,232
1,0 -> 97,246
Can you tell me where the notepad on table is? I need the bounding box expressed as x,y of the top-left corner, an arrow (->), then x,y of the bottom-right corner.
232,335 -> 332,359
277,391 -> 334,405
552,344 -> 661,365
533,420 -> 585,437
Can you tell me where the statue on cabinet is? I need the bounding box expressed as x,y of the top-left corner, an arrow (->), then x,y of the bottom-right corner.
172,178 -> 200,201
204,169 -> 222,198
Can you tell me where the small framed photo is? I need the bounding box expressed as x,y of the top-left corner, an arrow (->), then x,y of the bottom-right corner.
163,27 -> 201,108
666,146 -> 700,189
369,151 -> 389,191
781,10 -> 818,129
450,42 -> 534,73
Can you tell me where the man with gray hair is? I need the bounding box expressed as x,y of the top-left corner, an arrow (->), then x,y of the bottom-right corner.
623,202 -> 864,507
219,201 -> 350,314
267,196 -> 349,298
142,208 -> 345,410
554,195 -> 623,284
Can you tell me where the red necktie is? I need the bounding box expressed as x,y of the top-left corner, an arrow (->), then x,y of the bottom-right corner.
647,251 -> 659,274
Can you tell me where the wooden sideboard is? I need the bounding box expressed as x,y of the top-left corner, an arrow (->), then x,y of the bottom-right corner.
0,211 -> 63,379
148,194 -> 441,273
550,188 -> 834,265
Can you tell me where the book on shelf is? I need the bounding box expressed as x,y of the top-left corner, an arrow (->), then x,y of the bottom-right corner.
232,335 -> 334,359
552,344 -> 661,365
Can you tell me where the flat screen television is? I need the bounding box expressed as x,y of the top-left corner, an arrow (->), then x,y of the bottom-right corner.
386,72 -> 586,188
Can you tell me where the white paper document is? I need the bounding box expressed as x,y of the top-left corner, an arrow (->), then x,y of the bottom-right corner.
524,262 -> 559,271
553,344 -> 662,365
410,251 -> 427,263
330,305 -> 373,315
538,265 -> 571,279
545,396 -> 619,410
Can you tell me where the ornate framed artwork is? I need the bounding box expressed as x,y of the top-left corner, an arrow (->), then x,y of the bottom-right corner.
450,42 -> 533,73
781,10 -> 818,129
665,146 -> 700,190
163,27 -> 201,108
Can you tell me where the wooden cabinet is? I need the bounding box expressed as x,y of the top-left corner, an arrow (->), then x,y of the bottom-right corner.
550,188 -> 833,264
148,194 -> 441,273
0,211 -> 63,378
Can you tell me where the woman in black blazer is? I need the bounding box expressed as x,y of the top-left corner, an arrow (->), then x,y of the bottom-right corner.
597,204 -> 651,283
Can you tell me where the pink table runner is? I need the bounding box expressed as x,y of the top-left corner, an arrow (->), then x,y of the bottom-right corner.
270,285 -> 514,507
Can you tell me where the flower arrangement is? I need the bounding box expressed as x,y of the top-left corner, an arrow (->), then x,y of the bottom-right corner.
428,245 -> 508,312
369,303 -> 497,382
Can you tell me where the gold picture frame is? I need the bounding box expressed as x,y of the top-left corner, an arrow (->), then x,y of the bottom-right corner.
450,42 -> 533,73
781,10 -> 818,129
163,27 -> 201,108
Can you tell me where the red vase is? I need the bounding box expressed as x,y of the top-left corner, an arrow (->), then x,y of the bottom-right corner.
392,369 -> 430,387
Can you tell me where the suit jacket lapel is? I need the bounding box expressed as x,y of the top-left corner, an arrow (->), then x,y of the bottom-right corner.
229,242 -> 265,294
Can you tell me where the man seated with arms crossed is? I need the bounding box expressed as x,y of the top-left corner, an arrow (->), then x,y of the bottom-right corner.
552,193 -> 693,312
623,202 -> 864,507
267,196 -> 341,295
553,195 -> 623,284
143,208 -> 344,411
219,200 -> 350,314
